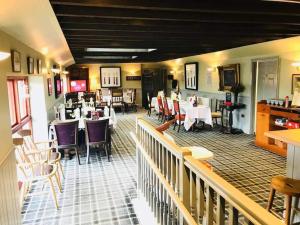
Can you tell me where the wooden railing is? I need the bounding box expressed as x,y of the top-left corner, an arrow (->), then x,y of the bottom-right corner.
131,118 -> 284,225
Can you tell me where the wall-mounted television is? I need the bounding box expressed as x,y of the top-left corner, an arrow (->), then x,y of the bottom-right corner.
70,80 -> 87,92
217,64 -> 240,91
54,75 -> 61,98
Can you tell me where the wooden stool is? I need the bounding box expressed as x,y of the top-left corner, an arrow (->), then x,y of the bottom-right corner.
267,176 -> 300,225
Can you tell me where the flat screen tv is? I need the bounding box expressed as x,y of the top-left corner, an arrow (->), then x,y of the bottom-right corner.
217,64 -> 240,91
70,80 -> 87,92
54,75 -> 61,99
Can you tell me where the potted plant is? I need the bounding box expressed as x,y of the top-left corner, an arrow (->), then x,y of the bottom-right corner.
230,83 -> 245,104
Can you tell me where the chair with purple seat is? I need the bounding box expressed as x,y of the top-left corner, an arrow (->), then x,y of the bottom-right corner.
84,118 -> 110,164
53,120 -> 81,165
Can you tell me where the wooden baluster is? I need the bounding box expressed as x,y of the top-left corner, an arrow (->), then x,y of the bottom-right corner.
228,205 -> 239,225
197,178 -> 205,223
216,194 -> 225,225
160,182 -> 164,224
206,186 -> 214,225
179,163 -> 190,225
190,171 -> 196,219
166,149 -> 169,183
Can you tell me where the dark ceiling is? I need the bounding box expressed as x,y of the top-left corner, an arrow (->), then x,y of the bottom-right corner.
50,0 -> 300,64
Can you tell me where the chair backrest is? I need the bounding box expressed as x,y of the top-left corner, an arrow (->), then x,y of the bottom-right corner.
173,100 -> 180,114
85,119 -> 109,144
215,99 -> 225,112
112,88 -> 123,103
53,120 -> 79,147
157,96 -> 164,113
163,98 -> 170,115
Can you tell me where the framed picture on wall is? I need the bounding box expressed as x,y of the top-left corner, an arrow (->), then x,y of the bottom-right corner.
47,78 -> 52,96
11,50 -> 21,72
292,74 -> 300,94
37,59 -> 42,74
218,63 -> 240,91
27,57 -> 34,74
184,62 -> 198,90
100,67 -> 121,88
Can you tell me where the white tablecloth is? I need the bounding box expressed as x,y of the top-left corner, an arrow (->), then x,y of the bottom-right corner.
151,97 -> 212,130
183,105 -> 212,130
59,104 -> 117,128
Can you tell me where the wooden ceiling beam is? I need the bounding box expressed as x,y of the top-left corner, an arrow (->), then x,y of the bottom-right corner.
57,14 -> 300,26
50,0 -> 300,16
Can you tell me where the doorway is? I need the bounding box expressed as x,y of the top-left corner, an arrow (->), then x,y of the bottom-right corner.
250,57 -> 280,134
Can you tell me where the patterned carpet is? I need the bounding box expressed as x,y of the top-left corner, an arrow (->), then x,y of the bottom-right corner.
21,112 -> 286,224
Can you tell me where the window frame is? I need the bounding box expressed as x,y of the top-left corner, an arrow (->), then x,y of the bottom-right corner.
7,76 -> 31,133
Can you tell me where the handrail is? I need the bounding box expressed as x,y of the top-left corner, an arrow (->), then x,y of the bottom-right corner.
134,118 -> 284,225
131,132 -> 198,225
184,156 -> 283,225
136,118 -> 191,158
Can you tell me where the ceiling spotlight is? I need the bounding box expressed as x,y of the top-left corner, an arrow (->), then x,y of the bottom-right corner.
84,56 -> 138,59
85,48 -> 157,53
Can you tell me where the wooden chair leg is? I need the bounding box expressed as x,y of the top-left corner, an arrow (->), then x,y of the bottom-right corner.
173,121 -> 177,130
177,121 -> 180,132
75,147 -> 81,165
54,172 -> 62,193
58,161 -> 65,179
267,188 -> 275,212
48,177 -> 59,209
86,145 -> 90,164
285,196 -> 292,225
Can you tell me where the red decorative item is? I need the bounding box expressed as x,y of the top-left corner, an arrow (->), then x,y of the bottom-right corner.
287,121 -> 300,129
225,101 -> 232,106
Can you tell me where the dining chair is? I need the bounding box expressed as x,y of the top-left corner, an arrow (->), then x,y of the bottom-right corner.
111,88 -> 124,113
211,99 -> 225,126
173,100 -> 186,132
18,129 -> 64,179
53,120 -> 81,165
124,89 -> 137,112
147,92 -> 154,116
13,138 -> 62,209
84,119 -> 110,164
157,96 -> 164,121
162,97 -> 173,123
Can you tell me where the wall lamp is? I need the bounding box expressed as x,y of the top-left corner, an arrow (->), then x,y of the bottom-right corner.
51,65 -> 60,74
292,62 -> 300,70
0,51 -> 10,61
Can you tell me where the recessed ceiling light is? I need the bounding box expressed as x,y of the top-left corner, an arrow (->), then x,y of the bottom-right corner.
84,56 -> 138,59
85,48 -> 157,53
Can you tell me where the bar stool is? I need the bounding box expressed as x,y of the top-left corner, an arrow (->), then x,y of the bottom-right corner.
267,176 -> 300,225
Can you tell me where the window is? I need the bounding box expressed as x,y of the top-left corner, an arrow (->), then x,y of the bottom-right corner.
7,77 -> 31,133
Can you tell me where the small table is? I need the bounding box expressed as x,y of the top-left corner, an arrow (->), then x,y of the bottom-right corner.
181,146 -> 214,160
265,129 -> 300,223
221,103 -> 246,134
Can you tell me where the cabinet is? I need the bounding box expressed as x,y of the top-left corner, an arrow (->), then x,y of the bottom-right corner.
255,102 -> 300,156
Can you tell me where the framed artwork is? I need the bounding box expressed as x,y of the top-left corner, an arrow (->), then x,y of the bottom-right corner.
11,50 -> 21,72
100,67 -> 121,87
217,63 -> 240,91
27,57 -> 34,74
37,59 -> 42,74
292,74 -> 300,94
54,75 -> 61,99
47,78 -> 52,96
126,75 -> 141,81
184,62 -> 198,90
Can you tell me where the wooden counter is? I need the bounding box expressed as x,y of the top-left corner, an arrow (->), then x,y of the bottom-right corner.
265,129 -> 300,148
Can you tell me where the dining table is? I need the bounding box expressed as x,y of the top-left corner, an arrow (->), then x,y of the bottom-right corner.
151,97 -> 212,130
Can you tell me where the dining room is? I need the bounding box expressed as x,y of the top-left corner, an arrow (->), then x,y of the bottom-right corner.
1,1 -> 300,225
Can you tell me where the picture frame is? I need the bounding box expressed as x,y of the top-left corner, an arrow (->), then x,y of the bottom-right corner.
37,59 -> 42,74
292,74 -> 300,94
54,75 -> 61,99
218,63 -> 240,91
11,50 -> 21,72
184,62 -> 198,90
47,78 -> 52,96
27,57 -> 34,74
100,67 -> 122,88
